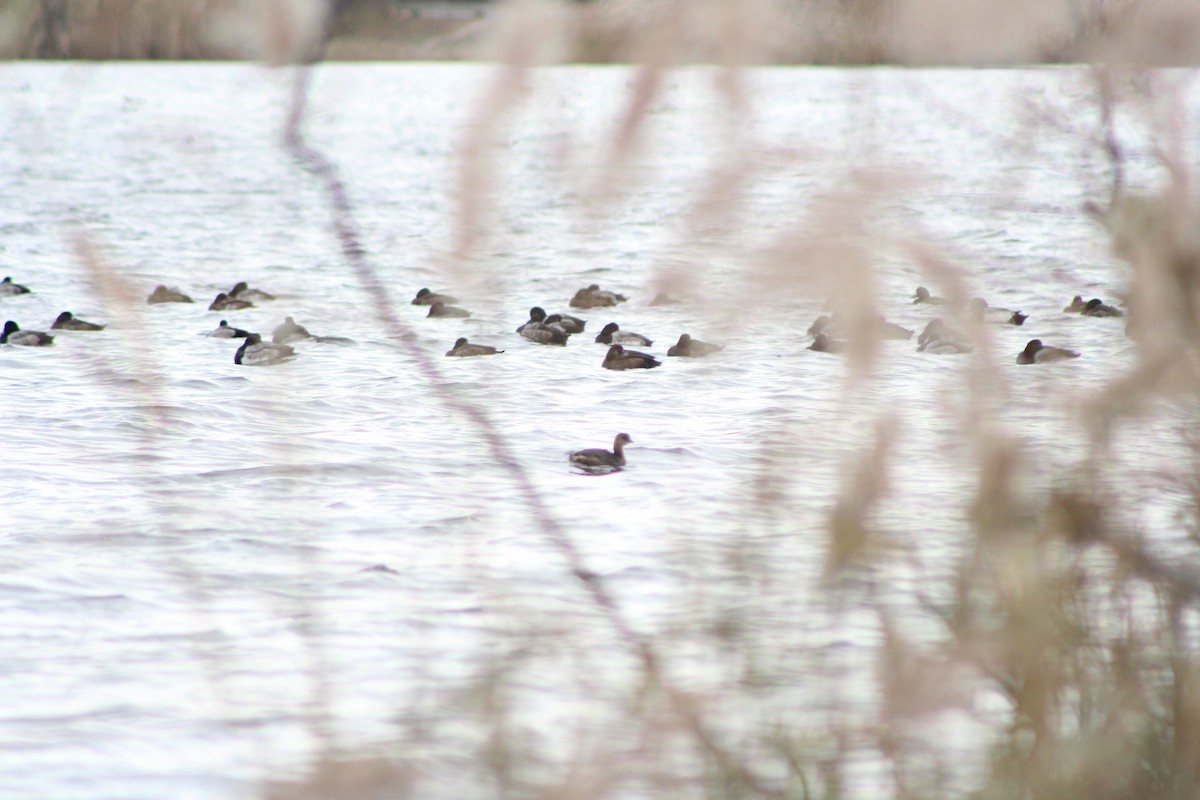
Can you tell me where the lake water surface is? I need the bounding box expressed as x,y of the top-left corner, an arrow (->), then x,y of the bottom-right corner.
0,62 -> 1192,798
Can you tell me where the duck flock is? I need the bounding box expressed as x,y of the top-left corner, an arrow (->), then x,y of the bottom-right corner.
1,275 -> 1124,469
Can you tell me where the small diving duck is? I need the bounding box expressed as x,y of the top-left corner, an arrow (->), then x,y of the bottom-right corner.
544,313 -> 586,334
209,292 -> 253,312
969,298 -> 1027,326
1063,296 -> 1088,313
518,307 -> 570,345
446,337 -> 503,357
808,333 -> 847,354
210,320 -> 250,338
595,322 -> 652,346
917,319 -> 972,354
234,333 -> 295,365
667,333 -> 723,357
1082,298 -> 1123,317
570,433 -> 633,468
51,312 -> 105,331
1017,339 -> 1080,364
147,285 -> 193,304
1,320 -> 53,346
412,288 -> 459,306
0,277 -> 31,296
272,316 -> 311,344
229,281 -> 276,303
912,286 -> 949,305
427,301 -> 471,318
570,284 -> 628,309
603,344 -> 660,370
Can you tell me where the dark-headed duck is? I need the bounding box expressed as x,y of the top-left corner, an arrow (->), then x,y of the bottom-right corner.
570,433 -> 632,468
595,322 -> 652,346
603,344 -> 660,370
1,320 -> 53,346
272,316 -> 311,344
211,320 -> 250,338
1082,298 -> 1123,317
0,277 -> 31,296
230,281 -> 276,303
209,292 -> 254,312
51,312 -> 105,331
147,285 -> 193,304
428,301 -> 471,318
446,337 -> 503,357
570,284 -> 627,309
808,333 -> 846,354
912,286 -> 948,305
1017,339 -> 1079,364
234,334 -> 295,365
544,313 -> 586,334
969,298 -> 1027,326
667,333 -> 723,357
412,288 -> 459,306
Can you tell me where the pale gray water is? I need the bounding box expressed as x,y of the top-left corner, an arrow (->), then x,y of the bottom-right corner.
0,62 -> 1193,798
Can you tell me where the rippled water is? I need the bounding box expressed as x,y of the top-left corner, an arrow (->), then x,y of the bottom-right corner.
0,62 -> 1193,797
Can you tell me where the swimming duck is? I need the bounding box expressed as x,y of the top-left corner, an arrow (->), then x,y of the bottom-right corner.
1017,339 -> 1079,364
917,319 -> 968,348
919,338 -> 973,354
147,285 -> 193,304
1082,298 -> 1123,317
807,315 -> 840,338
446,337 -> 503,357
209,292 -> 254,312
517,308 -> 570,344
912,286 -> 948,305
0,277 -> 31,296
412,288 -> 459,306
570,433 -> 633,468
1,320 -> 53,346
808,333 -> 847,354
570,284 -> 628,309
667,333 -> 723,357
595,322 -> 652,346
427,301 -> 471,318
969,298 -> 1027,326
603,344 -> 661,370
1063,296 -> 1088,313
229,281 -> 276,303
544,313 -> 587,334
51,312 -> 105,331
234,333 -> 295,365
210,320 -> 251,338
272,316 -> 311,344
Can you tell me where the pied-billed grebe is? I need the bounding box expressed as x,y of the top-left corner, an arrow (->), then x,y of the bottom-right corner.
234,334 -> 295,365
603,344 -> 660,370
147,285 -> 193,304
1017,339 -> 1079,364
0,276 -> 31,296
412,288 -> 459,306
230,281 -> 276,303
1,320 -> 53,346
209,292 -> 254,312
595,322 -> 652,346
427,301 -> 471,318
446,337 -> 503,357
211,319 -> 250,338
570,284 -> 627,309
570,433 -> 633,468
51,312 -> 105,331
667,333 -> 723,357
1082,298 -> 1123,317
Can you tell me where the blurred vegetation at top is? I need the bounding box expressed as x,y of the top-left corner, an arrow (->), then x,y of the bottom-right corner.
1,0 -> 1198,64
